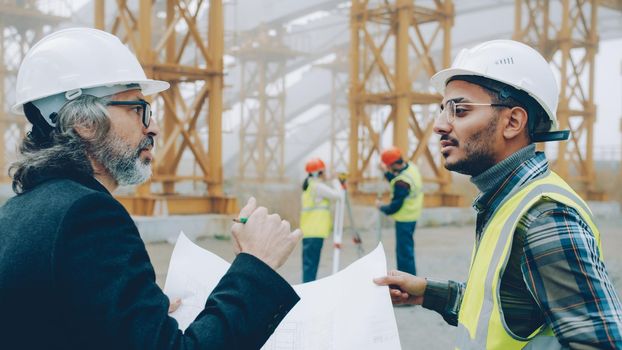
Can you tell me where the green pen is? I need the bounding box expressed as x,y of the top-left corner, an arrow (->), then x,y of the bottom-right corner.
233,217 -> 248,224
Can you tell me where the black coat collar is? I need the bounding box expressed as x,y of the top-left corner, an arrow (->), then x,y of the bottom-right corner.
30,169 -> 110,195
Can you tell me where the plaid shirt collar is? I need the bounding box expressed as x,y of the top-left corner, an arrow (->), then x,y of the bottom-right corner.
472,148 -> 549,215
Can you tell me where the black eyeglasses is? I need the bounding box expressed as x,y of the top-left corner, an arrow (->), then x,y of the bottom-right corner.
107,100 -> 152,128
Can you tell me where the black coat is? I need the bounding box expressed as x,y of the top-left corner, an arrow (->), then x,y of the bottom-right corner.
0,172 -> 299,349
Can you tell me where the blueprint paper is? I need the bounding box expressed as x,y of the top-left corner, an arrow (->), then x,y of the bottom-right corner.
163,232 -> 231,331
164,232 -> 401,350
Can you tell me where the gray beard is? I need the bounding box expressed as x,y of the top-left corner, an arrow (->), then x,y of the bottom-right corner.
92,132 -> 153,186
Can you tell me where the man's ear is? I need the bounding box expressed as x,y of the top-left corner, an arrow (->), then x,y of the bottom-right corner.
73,125 -> 96,140
503,106 -> 529,140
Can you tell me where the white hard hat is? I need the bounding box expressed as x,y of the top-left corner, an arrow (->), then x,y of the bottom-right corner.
12,27 -> 169,126
430,40 -> 565,140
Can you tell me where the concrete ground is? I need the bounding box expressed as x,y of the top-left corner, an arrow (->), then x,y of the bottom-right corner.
145,215 -> 622,349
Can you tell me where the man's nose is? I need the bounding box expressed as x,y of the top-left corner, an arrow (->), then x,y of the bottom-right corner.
145,116 -> 160,136
433,114 -> 452,135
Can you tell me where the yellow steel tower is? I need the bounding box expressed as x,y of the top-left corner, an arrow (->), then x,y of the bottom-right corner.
95,0 -> 236,214
513,0 -> 605,199
348,0 -> 460,206
235,26 -> 299,182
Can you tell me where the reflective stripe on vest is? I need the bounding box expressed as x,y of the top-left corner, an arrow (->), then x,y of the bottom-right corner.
300,180 -> 332,238
456,171 -> 601,350
389,162 -> 424,222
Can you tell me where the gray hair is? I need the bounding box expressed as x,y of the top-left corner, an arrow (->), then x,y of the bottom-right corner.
10,95 -> 111,194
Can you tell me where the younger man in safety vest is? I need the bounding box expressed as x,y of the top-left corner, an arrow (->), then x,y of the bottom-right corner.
374,40 -> 622,349
377,146 -> 424,276
300,158 -> 343,282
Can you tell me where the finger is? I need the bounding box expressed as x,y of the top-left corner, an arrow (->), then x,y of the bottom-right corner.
267,213 -> 281,225
373,276 -> 390,285
290,228 -> 303,242
231,220 -> 244,240
373,275 -> 401,286
389,288 -> 409,300
238,197 -> 257,219
390,289 -> 403,297
391,295 -> 406,304
168,298 -> 182,313
231,222 -> 242,235
388,269 -> 404,276
280,220 -> 291,233
230,224 -> 242,247
390,294 -> 408,304
231,233 -> 241,254
248,206 -> 268,223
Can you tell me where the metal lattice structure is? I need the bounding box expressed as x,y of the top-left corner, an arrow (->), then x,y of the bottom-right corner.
513,0 -> 604,199
95,0 -> 236,214
328,55 -> 350,174
316,48 -> 350,174
235,26 -> 299,182
348,0 -> 460,206
0,1 -> 67,183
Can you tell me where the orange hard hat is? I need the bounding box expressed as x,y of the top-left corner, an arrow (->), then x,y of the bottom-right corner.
381,146 -> 403,166
305,157 -> 326,173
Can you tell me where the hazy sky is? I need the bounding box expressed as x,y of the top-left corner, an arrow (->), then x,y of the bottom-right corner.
594,38 -> 622,157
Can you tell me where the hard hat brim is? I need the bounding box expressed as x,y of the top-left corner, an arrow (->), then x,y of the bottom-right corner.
11,79 -> 170,115
430,68 -> 485,95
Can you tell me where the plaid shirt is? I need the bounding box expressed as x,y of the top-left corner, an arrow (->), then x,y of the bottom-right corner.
422,148 -> 622,349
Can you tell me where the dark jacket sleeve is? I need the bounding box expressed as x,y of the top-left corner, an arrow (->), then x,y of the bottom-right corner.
380,180 -> 410,215
54,192 -> 299,350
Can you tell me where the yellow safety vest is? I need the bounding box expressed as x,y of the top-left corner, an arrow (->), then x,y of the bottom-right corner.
389,162 -> 424,222
300,179 -> 332,238
456,171 -> 602,350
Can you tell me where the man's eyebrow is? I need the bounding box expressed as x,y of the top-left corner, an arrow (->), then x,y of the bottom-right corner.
137,98 -> 151,105
439,97 -> 465,108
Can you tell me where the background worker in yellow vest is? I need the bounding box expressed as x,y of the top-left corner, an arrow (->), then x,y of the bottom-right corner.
377,146 -> 423,276
374,40 -> 622,349
300,157 -> 343,282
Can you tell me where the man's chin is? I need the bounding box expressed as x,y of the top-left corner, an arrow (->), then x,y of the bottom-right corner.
444,159 -> 472,176
442,155 -> 458,171
444,162 -> 460,173
115,161 -> 152,186
445,155 -> 496,177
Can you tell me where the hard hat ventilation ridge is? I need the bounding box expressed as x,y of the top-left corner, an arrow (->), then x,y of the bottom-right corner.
495,57 -> 515,65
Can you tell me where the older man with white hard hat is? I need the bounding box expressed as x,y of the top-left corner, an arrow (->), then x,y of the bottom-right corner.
0,27 -> 302,349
